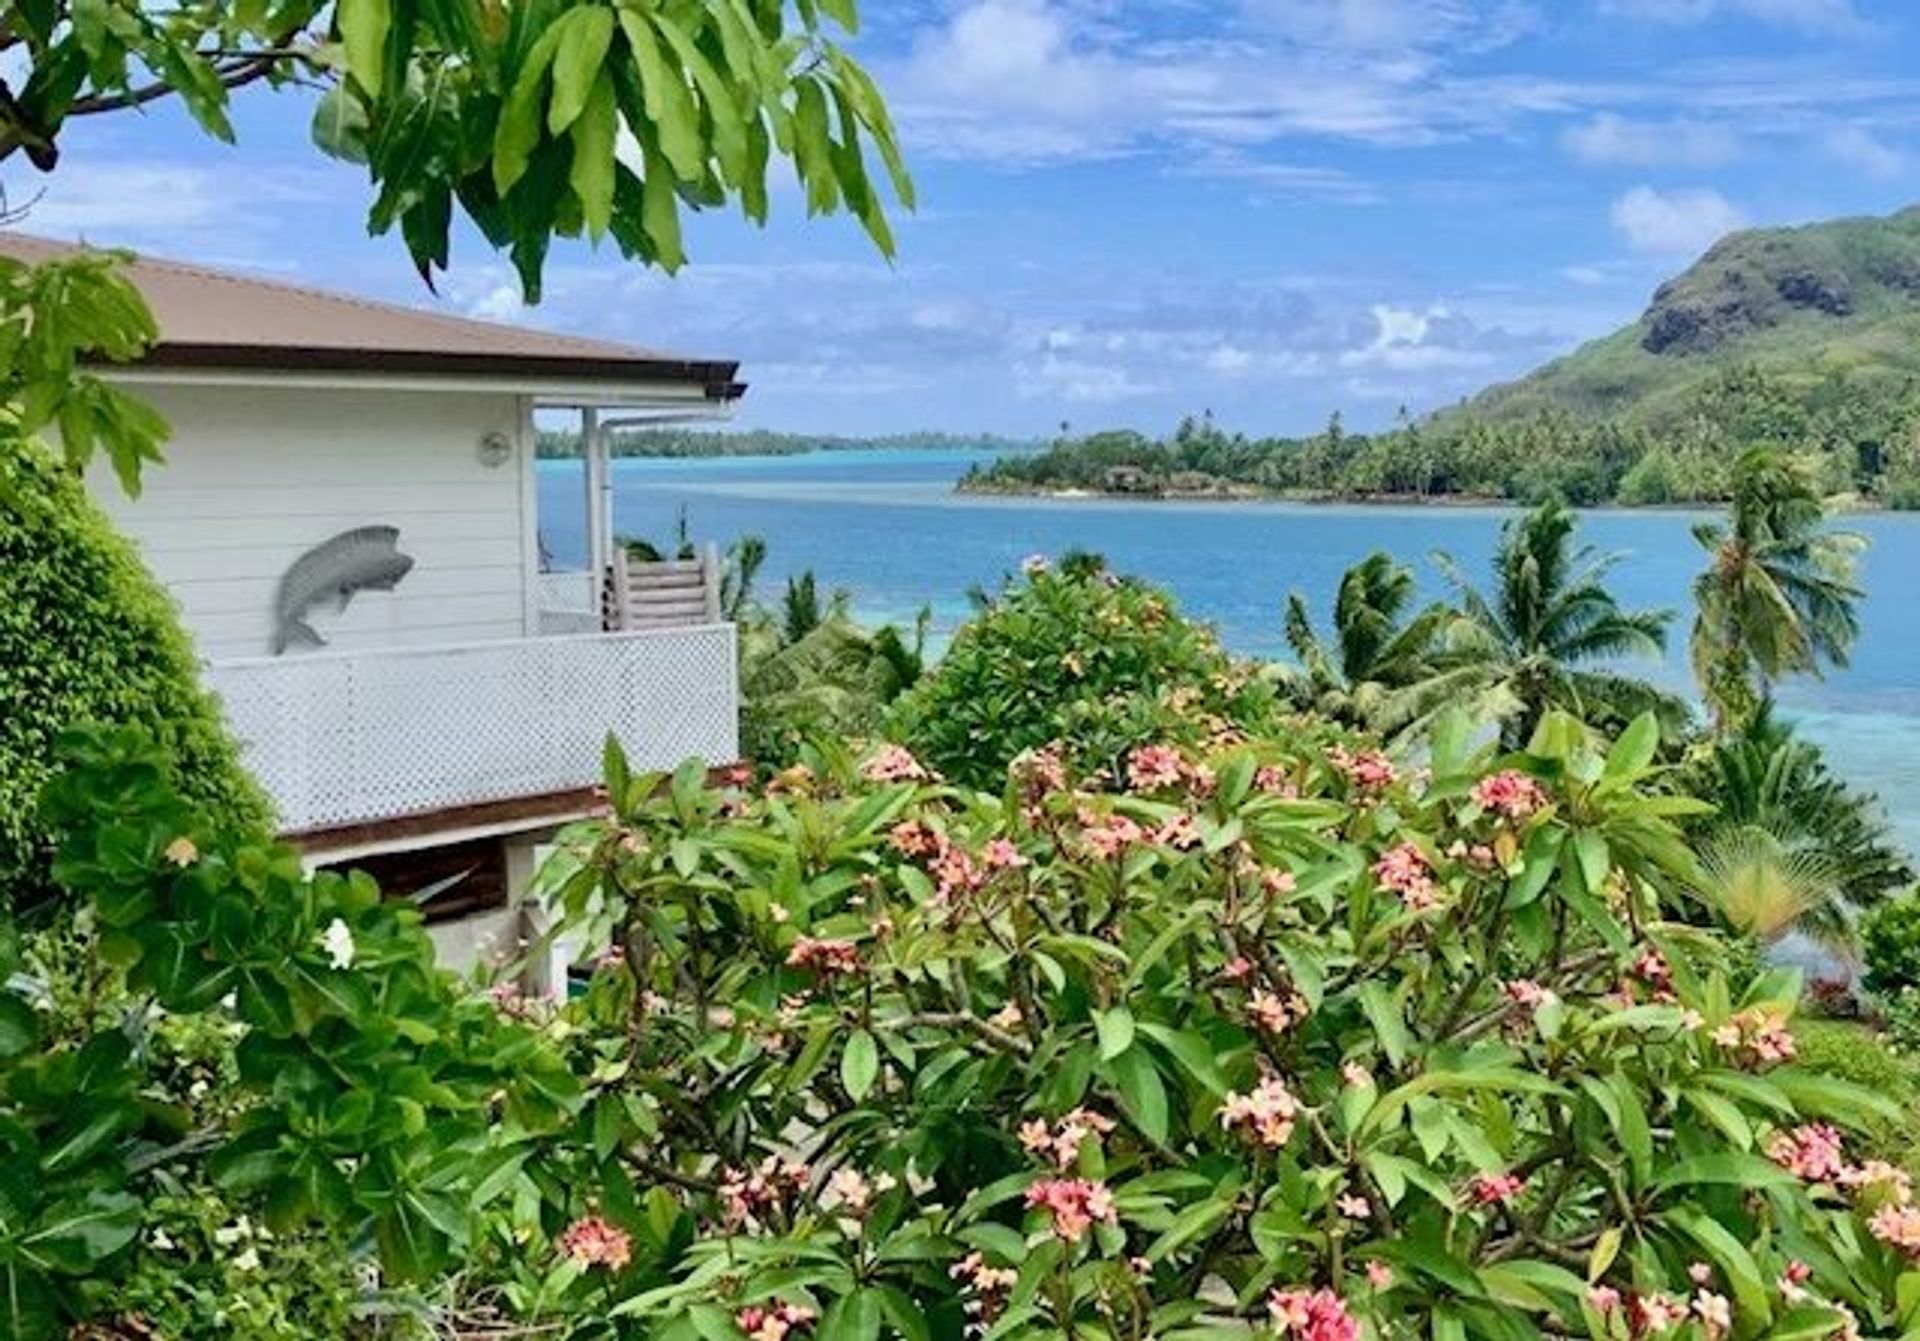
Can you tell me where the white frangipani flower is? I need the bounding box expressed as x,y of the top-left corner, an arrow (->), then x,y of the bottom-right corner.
320,917 -> 356,970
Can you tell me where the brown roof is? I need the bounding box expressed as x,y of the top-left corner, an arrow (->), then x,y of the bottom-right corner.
0,232 -> 743,401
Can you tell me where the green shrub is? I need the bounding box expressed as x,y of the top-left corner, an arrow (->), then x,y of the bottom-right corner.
1794,1018 -> 1918,1099
1863,888 -> 1920,997
886,555 -> 1279,788
0,447 -> 269,905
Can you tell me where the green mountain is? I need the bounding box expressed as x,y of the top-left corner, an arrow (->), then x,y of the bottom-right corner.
1467,205 -> 1920,427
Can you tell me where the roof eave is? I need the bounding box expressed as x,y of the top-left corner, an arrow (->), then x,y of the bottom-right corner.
131,342 -> 747,402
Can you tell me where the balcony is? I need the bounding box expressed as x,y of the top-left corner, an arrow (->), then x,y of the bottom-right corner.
204,621 -> 738,840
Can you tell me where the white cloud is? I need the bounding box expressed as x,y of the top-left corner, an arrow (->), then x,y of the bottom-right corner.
1596,0 -> 1869,36
887,0 -> 1596,167
10,160 -> 331,252
1561,265 -> 1609,286
1562,113 -> 1740,167
1248,0 -> 1538,52
1015,350 -> 1160,403
1609,185 -> 1746,255
1339,303 -> 1494,371
1823,125 -> 1905,180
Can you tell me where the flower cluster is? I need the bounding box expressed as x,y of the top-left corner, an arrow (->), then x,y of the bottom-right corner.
1220,1076 -> 1299,1149
1630,947 -> 1673,993
1267,1288 -> 1359,1341
861,744 -> 929,783
982,837 -> 1026,869
487,981 -> 553,1022
786,936 -> 864,978
1764,1124 -> 1920,1261
1248,988 -> 1312,1036
1501,979 -> 1557,1011
1326,744 -> 1397,794
1079,809 -> 1146,860
1465,1171 -> 1526,1206
1019,1108 -> 1117,1170
825,1167 -> 894,1216
1125,744 -> 1211,794
719,1157 -> 812,1230
951,1253 -> 1019,1333
735,1300 -> 817,1341
1471,770 -> 1548,821
1011,744 -> 1068,795
1766,1124 -> 1848,1183
1025,1177 -> 1117,1243
1372,842 -> 1441,912
557,1215 -> 632,1271
1711,1007 -> 1796,1068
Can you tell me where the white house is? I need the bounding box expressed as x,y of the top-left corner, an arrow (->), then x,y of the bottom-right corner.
3,232 -> 742,972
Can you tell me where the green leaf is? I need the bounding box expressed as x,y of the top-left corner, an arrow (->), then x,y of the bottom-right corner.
0,1260 -> 55,1341
1573,830 -> 1611,894
1104,1046 -> 1170,1144
637,131 -> 686,270
651,11 -> 748,182
1095,1006 -> 1136,1061
1770,1067 -> 1908,1126
841,1029 -> 879,1102
338,0 -> 392,93
1664,1208 -> 1771,1327
1680,1089 -> 1753,1151
1603,714 -> 1659,780
619,10 -> 703,178
1357,982 -> 1412,1067
1135,1022 -> 1229,1098
18,1190 -> 140,1274
549,6 -> 614,134
1146,1197 -> 1233,1261
0,995 -> 38,1059
819,1287 -> 882,1341
1649,1152 -> 1794,1194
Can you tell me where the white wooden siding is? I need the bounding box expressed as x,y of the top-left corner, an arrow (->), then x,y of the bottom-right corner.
93,383 -> 529,661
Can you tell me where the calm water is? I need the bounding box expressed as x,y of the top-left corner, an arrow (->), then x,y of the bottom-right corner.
538,448 -> 1920,850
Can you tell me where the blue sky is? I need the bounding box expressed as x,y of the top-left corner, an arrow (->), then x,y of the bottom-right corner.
7,0 -> 1920,435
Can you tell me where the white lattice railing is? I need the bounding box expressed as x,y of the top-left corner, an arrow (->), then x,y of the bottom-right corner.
205,625 -> 739,834
535,570 -> 600,636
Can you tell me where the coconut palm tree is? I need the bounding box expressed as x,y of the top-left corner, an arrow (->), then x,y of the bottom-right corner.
1280,552 -> 1449,727
1690,447 -> 1865,733
1390,498 -> 1682,746
738,582 -> 930,771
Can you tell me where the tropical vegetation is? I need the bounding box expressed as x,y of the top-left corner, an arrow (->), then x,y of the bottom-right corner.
1,0 -> 912,299
0,435 -> 270,913
967,207 -> 1920,509
1691,450 -> 1866,733
18,676 -> 1920,1339
887,553 -> 1281,790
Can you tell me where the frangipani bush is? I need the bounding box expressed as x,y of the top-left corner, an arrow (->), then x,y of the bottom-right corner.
886,557 -> 1281,790
512,713 -> 1919,1341
15,713 -> 1920,1341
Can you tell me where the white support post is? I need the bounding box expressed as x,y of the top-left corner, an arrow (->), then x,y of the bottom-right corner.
581,407 -> 610,627
508,837 -> 574,1000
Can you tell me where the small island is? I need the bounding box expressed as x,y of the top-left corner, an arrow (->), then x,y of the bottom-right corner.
965,207 -> 1920,510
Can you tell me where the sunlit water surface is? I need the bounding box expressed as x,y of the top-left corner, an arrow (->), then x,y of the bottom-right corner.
538,448 -> 1920,853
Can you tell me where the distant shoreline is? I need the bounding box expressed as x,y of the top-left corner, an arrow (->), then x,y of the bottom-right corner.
956,479 -> 1900,513
535,430 -> 1042,461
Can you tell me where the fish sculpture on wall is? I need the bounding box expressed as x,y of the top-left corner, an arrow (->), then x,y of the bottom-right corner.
272,526 -> 416,654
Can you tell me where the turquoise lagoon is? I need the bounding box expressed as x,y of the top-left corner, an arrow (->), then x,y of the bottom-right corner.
538,447 -> 1920,852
